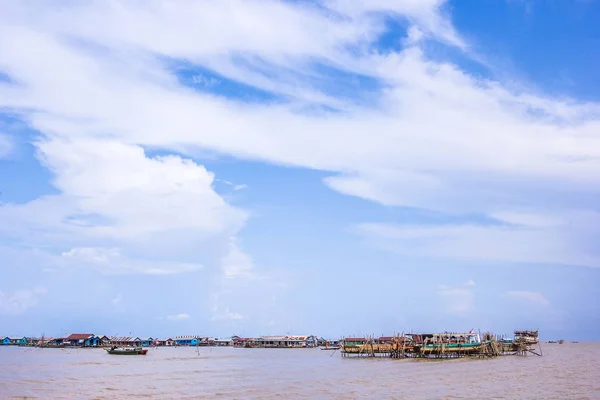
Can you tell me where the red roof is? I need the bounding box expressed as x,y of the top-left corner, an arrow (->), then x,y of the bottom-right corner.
66,334 -> 93,340
343,337 -> 366,341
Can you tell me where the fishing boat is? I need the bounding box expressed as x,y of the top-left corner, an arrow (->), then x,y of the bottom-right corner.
417,341 -> 483,354
412,332 -> 484,355
321,341 -> 340,350
106,346 -> 148,355
514,331 -> 539,345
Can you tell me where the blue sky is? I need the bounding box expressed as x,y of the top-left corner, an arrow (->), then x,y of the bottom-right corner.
0,0 -> 599,341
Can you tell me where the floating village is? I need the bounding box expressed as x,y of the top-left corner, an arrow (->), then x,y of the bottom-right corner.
0,330 -> 566,358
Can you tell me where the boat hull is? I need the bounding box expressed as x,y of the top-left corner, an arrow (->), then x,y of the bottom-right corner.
106,348 -> 148,355
416,342 -> 483,354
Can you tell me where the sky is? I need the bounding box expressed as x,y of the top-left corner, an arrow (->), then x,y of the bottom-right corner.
0,0 -> 599,341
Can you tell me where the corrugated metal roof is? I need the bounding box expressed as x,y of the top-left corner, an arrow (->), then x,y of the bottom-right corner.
260,335 -> 311,341
109,336 -> 140,342
260,336 -> 289,341
66,334 -> 93,340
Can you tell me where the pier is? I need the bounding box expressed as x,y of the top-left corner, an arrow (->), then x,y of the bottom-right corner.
341,330 -> 542,359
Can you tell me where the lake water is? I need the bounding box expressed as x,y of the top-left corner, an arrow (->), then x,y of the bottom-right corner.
0,343 -> 598,399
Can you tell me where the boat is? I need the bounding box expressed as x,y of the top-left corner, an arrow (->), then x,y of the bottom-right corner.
514,330 -> 539,345
412,332 -> 484,355
416,341 -> 484,354
321,340 -> 340,350
106,346 -> 148,355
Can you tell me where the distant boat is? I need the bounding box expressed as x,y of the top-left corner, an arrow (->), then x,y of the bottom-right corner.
572,341 -> 579,343
558,340 -> 564,344
106,346 -> 148,355
321,346 -> 340,350
548,340 -> 557,343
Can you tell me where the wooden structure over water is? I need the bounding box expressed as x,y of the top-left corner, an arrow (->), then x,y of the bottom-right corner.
498,330 -> 542,356
341,330 -> 542,359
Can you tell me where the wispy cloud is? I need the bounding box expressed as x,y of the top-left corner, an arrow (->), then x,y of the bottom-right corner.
0,138 -> 236,276
220,239 -> 253,278
61,247 -> 202,275
0,0 -> 598,337
504,291 -> 550,306
0,0 -> 598,275
0,287 -> 47,315
211,307 -> 244,321
191,73 -> 220,87
356,215 -> 600,268
166,313 -> 190,321
437,280 -> 476,316
216,179 -> 249,191
0,133 -> 12,158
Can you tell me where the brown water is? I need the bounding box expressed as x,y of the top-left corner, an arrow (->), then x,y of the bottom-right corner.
0,343 -> 599,399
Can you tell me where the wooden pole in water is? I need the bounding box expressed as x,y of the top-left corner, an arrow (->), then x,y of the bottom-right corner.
401,331 -> 405,358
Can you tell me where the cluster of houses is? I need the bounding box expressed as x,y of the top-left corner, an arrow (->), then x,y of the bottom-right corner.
2,337 -> 28,346
233,335 -> 319,348
1,334 -> 235,347
2,334 -> 323,348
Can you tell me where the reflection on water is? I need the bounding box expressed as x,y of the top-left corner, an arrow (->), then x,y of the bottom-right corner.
0,343 -> 598,399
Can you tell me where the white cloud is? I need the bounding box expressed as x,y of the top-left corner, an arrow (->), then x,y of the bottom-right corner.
0,0 -> 597,284
220,239 -> 254,278
0,138 -> 246,275
191,74 -> 220,87
324,0 -> 464,48
504,291 -> 550,306
211,307 -> 244,321
0,287 -> 47,315
217,180 -> 248,191
490,212 -> 563,228
166,313 -> 190,321
34,138 -> 245,239
61,247 -> 202,275
404,26 -> 425,46
357,213 -> 600,268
